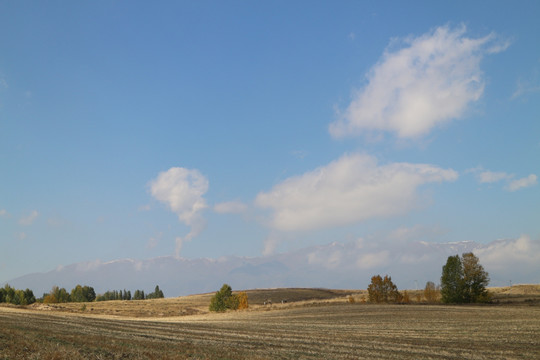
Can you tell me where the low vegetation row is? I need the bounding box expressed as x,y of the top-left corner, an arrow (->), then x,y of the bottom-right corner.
95,285 -> 164,302
0,284 -> 166,305
40,285 -> 165,303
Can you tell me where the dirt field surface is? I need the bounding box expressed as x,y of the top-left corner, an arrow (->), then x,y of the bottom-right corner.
1,301 -> 539,359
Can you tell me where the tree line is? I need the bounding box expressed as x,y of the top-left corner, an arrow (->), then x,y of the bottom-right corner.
367,252 -> 490,304
40,284 -> 165,303
0,284 -> 36,305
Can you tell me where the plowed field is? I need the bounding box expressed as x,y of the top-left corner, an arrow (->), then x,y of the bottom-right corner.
1,303 -> 539,359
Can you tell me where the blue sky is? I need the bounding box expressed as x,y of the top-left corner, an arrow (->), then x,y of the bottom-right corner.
1,1 -> 539,285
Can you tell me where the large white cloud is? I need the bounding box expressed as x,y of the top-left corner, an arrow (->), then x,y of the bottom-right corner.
255,154 -> 458,232
149,167 -> 209,256
330,25 -> 509,139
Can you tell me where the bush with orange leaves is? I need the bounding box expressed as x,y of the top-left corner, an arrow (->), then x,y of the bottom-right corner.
237,291 -> 249,310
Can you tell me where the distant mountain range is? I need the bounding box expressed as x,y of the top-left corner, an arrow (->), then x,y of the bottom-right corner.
5,236 -> 539,297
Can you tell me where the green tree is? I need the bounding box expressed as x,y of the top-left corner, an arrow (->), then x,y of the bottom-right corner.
132,289 -> 146,300
462,252 -> 490,303
441,255 -> 464,303
3,284 -> 15,304
23,289 -> 36,305
70,285 -> 96,302
209,284 -> 241,312
367,275 -> 401,303
44,286 -> 70,303
147,285 -> 165,299
84,286 -> 96,302
441,253 -> 490,303
154,285 -> 164,298
70,285 -> 86,302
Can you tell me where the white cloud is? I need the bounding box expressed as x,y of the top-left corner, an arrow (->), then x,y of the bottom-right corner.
477,170 -> 513,184
387,224 -> 447,242
149,167 -> 209,256
356,250 -> 390,270
0,209 -> 7,217
213,201 -> 248,214
262,232 -> 282,256
147,232 -> 162,249
469,168 -> 537,191
330,24 -> 508,139
475,235 -> 540,272
308,247 -> 344,269
507,174 -> 537,192
255,153 -> 457,232
511,77 -> 540,100
75,259 -> 102,272
19,210 -> 38,226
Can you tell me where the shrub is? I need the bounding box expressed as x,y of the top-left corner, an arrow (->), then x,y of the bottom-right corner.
237,292 -> 249,310
402,290 -> 410,304
424,281 -> 440,303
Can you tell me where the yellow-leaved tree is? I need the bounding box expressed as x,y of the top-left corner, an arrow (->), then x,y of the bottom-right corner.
237,291 -> 249,310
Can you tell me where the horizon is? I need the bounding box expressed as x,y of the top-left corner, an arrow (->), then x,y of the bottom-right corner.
1,1 -> 539,290
5,237 -> 538,297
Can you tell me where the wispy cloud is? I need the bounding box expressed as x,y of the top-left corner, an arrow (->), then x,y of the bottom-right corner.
149,167 -> 209,256
507,174 -> 537,192
147,232 -> 162,249
476,170 -> 513,184
256,153 -> 457,232
330,24 -> 509,139
18,210 -> 39,226
469,167 -> 537,191
511,75 -> 540,100
138,204 -> 151,211
0,209 -> 7,217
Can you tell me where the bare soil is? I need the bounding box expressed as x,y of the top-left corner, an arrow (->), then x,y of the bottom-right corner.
1,286 -> 539,359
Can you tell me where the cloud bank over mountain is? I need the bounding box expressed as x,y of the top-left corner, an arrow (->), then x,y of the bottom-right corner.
6,236 -> 538,297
